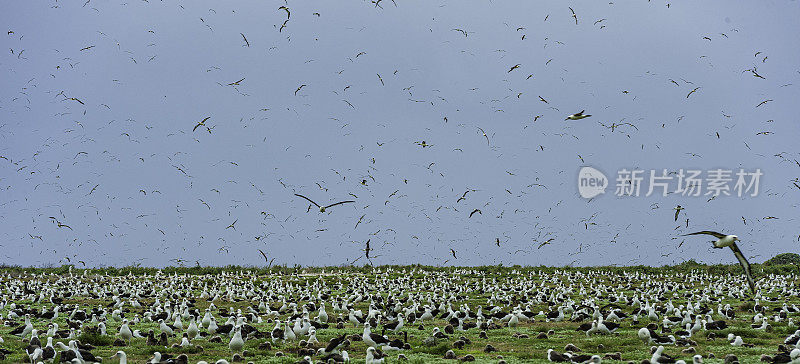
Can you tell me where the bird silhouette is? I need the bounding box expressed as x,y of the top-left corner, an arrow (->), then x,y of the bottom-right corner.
294,194 -> 354,213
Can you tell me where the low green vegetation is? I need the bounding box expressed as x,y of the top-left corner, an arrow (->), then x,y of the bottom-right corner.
0,259 -> 798,363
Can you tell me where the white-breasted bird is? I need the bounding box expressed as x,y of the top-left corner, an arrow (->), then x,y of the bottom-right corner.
229,326 -> 244,354
566,110 -> 591,120
683,230 -> 755,293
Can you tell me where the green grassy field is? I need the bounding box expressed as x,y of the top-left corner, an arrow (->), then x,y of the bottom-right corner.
1,263 -> 798,363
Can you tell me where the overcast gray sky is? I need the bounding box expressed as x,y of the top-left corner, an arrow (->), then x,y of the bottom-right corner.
1,0 -> 798,268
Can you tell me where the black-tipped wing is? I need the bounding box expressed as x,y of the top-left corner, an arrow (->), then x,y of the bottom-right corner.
323,200 -> 355,209
729,242 -> 755,293
258,249 -> 269,264
683,230 -> 727,239
193,117 -> 210,132
674,209 -> 680,221
294,194 -> 321,208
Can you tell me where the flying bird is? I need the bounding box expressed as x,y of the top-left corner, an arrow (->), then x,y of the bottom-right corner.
452,29 -> 468,37
508,64 -> 521,73
469,209 -> 482,218
683,231 -> 755,293
294,193 -> 354,212
686,87 -> 701,98
240,33 -> 250,47
755,99 -> 773,108
568,7 -> 578,24
278,5 -> 290,18
295,84 -> 307,96
477,127 -> 490,145
258,249 -> 275,268
673,205 -> 684,221
193,117 -> 211,132
537,238 -> 555,249
56,221 -> 72,230
565,110 -> 591,120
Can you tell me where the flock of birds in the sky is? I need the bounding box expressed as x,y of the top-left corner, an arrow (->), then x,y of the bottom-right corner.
3,267 -> 800,364
0,0 -> 798,269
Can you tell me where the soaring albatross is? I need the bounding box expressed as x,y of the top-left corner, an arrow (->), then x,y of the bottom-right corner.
294,193 -> 354,213
683,230 -> 755,293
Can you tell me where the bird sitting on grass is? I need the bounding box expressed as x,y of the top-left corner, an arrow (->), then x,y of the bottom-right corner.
229,326 -> 244,355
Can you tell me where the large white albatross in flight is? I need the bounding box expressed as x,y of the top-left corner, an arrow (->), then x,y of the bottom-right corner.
683,231 -> 755,294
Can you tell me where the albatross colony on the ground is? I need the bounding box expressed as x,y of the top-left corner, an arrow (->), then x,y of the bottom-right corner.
1,265 -> 799,363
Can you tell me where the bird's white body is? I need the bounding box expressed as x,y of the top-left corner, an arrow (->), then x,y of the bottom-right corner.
566,110 -> 591,120
508,312 -> 519,328
119,319 -> 133,342
229,326 -> 244,353
638,327 -> 650,343
789,348 -> 799,363
366,347 -> 384,364
159,319 -> 173,336
651,345 -> 666,363
187,317 -> 200,339
111,350 -> 127,364
317,304 -> 328,323
713,235 -> 738,248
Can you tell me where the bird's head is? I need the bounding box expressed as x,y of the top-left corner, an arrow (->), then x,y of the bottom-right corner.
730,235 -> 739,241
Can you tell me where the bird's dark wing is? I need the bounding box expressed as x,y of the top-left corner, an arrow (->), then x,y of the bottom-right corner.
294,194 -> 321,208
674,209 -> 679,221
258,250 -> 269,264
683,231 -> 727,239
324,200 -> 355,209
324,335 -> 343,353
729,242 -> 755,294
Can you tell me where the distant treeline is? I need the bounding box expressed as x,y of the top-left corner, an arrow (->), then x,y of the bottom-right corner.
0,258 -> 797,277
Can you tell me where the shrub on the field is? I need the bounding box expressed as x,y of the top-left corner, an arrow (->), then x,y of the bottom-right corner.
764,253 -> 800,266
416,342 -> 451,356
78,332 -> 114,346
